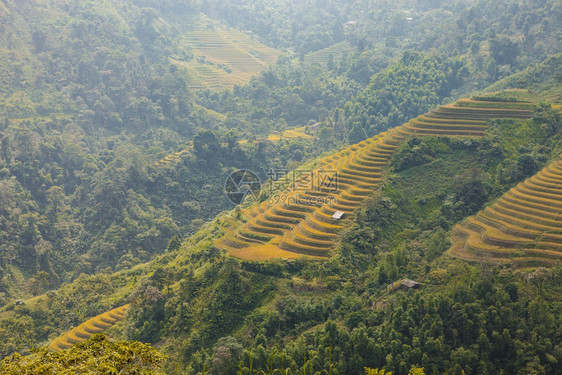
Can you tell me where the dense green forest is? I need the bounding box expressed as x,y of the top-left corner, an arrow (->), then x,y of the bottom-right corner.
201,0 -> 561,82
0,0 -> 561,374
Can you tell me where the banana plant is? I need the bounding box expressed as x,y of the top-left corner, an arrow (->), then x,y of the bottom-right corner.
319,347 -> 333,375
364,368 -> 392,375
238,352 -> 254,375
257,347 -> 278,375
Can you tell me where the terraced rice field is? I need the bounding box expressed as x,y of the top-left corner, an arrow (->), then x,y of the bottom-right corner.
0,0 -> 10,14
219,99 -> 533,260
267,126 -> 314,141
303,42 -> 353,67
155,126 -> 312,168
7,114 -> 72,124
450,160 -> 562,267
176,27 -> 283,90
154,148 -> 190,168
48,304 -> 130,351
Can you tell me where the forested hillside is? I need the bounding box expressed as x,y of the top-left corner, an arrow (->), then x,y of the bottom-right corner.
201,0 -> 561,83
0,0 -> 561,374
0,0 -> 336,298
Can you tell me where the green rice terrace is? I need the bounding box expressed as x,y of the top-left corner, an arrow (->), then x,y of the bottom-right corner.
172,24 -> 284,90
217,98 -> 534,261
302,42 -> 353,67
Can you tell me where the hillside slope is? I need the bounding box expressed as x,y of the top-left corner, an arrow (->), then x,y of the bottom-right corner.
219,98 -> 533,260
1,88 -> 560,374
485,52 -> 562,93
0,0 -> 297,298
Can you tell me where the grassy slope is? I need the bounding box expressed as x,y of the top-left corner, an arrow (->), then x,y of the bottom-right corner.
484,52 -> 562,102
391,148 -> 480,199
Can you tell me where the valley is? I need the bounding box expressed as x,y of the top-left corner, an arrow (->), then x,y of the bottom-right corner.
0,0 -> 561,374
